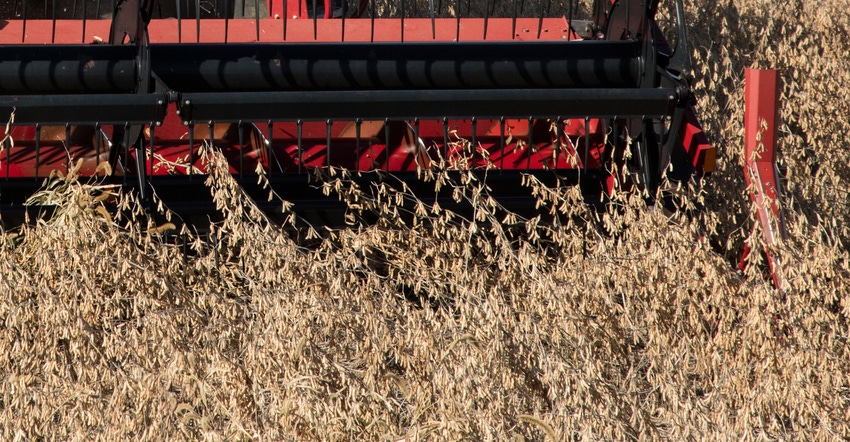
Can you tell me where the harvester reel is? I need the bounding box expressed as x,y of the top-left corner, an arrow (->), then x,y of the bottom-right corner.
0,0 -> 715,229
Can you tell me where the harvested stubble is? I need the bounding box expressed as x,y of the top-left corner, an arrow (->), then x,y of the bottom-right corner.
1,0 -> 850,439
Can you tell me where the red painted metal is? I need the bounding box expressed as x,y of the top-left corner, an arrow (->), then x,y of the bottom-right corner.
114,112 -> 602,176
740,68 -> 786,291
0,17 -> 576,44
0,17 -> 599,180
682,107 -> 715,174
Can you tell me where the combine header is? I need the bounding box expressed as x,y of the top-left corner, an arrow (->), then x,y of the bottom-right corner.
0,0 -> 714,226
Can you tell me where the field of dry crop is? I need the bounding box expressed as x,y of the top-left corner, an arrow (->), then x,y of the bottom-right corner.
1,0 -> 849,439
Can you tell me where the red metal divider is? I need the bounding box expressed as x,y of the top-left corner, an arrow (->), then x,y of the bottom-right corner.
740,68 -> 787,291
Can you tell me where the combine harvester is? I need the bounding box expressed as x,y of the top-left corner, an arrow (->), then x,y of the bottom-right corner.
0,0 -> 717,227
